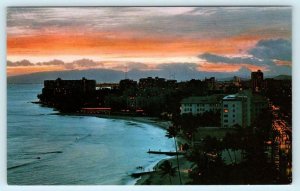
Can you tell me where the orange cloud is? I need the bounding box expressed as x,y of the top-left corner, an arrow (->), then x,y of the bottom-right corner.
7,31 -> 263,58
198,62 -> 267,72
7,29 -> 278,76
7,65 -> 64,76
273,60 -> 292,66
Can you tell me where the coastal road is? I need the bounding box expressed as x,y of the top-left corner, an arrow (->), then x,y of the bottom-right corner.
271,105 -> 292,182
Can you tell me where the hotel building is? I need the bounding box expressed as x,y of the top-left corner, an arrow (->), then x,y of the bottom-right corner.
221,90 -> 268,128
180,90 -> 268,128
180,95 -> 224,115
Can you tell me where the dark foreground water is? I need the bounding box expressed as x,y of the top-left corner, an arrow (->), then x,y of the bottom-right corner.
7,84 -> 173,185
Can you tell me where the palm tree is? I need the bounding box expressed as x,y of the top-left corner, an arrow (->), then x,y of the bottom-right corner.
187,147 -> 227,184
180,114 -> 198,144
222,133 -> 234,164
159,160 -> 177,184
166,125 -> 183,184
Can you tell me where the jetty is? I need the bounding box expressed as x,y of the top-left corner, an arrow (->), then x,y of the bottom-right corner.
147,149 -> 185,156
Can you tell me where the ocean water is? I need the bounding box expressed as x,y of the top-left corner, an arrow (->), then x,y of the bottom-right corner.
7,84 -> 174,185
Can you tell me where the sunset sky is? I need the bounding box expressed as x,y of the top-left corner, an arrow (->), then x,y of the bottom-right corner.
7,7 -> 292,77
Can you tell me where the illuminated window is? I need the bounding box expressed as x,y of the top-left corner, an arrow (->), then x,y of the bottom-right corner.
224,109 -> 229,113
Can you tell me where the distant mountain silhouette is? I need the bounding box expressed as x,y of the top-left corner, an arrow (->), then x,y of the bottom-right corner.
218,76 -> 250,82
272,75 -> 292,80
7,68 -> 235,84
8,69 -> 124,84
219,74 -> 292,82
7,68 -> 292,84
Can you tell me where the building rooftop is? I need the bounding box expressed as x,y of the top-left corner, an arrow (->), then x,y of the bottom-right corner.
223,95 -> 237,100
222,90 -> 267,103
223,94 -> 247,101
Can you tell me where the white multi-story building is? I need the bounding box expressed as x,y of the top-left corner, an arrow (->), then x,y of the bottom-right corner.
180,95 -> 223,115
221,94 -> 248,128
221,90 -> 268,128
180,91 -> 268,128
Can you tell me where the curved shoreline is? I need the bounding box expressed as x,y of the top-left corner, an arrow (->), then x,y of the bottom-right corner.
54,112 -> 192,185
55,112 -> 171,130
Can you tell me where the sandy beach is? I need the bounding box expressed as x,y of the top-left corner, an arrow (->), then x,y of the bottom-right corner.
103,115 -> 172,130
57,112 -> 172,129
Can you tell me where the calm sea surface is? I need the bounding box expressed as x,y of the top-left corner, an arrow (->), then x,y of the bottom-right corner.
7,84 -> 173,185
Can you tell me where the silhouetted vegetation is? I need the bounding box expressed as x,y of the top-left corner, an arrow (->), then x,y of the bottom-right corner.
185,109 -> 290,184
166,125 -> 182,184
159,160 -> 177,184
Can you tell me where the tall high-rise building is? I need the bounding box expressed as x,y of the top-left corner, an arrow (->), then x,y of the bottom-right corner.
251,70 -> 264,93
